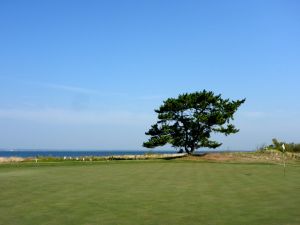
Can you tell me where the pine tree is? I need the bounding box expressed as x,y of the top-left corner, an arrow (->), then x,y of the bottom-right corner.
143,90 -> 245,154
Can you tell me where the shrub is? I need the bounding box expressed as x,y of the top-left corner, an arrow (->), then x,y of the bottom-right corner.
265,138 -> 300,152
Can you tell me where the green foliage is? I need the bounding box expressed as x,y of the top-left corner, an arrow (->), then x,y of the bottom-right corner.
143,90 -> 245,154
265,138 -> 300,153
272,138 -> 282,151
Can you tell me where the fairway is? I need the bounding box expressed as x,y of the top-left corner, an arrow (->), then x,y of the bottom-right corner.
0,161 -> 299,225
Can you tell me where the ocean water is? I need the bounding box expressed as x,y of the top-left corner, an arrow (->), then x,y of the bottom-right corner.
0,150 -> 178,158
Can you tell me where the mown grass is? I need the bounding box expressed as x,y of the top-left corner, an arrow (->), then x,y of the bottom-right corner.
0,161 -> 299,225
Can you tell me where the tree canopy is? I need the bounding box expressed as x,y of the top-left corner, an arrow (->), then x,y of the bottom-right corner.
143,90 -> 245,154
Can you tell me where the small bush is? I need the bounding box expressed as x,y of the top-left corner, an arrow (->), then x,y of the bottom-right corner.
263,138 -> 300,153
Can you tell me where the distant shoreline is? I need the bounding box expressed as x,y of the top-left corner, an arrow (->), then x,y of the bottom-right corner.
0,153 -> 187,163
0,150 -> 254,158
1,151 -> 298,164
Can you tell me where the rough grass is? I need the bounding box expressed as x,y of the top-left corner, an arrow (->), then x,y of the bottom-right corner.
0,161 -> 299,225
178,151 -> 300,165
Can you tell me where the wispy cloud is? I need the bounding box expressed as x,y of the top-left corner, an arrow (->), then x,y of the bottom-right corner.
35,81 -> 126,97
46,83 -> 100,95
0,108 -> 154,125
24,80 -> 164,100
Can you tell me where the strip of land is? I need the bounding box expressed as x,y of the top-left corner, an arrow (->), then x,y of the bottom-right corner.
1,151 -> 299,164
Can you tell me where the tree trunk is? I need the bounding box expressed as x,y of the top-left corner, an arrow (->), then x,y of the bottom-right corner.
190,146 -> 195,154
184,146 -> 191,154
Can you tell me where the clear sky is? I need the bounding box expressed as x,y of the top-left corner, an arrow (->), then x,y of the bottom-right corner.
0,0 -> 299,150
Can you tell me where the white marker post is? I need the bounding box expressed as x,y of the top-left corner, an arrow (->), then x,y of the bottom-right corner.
282,144 -> 286,177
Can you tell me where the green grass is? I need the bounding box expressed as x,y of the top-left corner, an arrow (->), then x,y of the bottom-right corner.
0,161 -> 299,225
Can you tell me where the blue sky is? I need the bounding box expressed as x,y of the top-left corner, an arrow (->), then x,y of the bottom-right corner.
0,0 -> 299,150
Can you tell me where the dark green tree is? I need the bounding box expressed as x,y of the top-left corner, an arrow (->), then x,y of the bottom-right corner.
143,90 -> 245,154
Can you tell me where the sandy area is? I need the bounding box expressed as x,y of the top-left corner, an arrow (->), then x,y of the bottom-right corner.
0,157 -> 24,163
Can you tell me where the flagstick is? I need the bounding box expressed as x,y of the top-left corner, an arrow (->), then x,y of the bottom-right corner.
283,152 -> 285,177
282,144 -> 286,177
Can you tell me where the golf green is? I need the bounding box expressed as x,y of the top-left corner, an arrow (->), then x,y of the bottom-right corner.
0,161 -> 299,225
